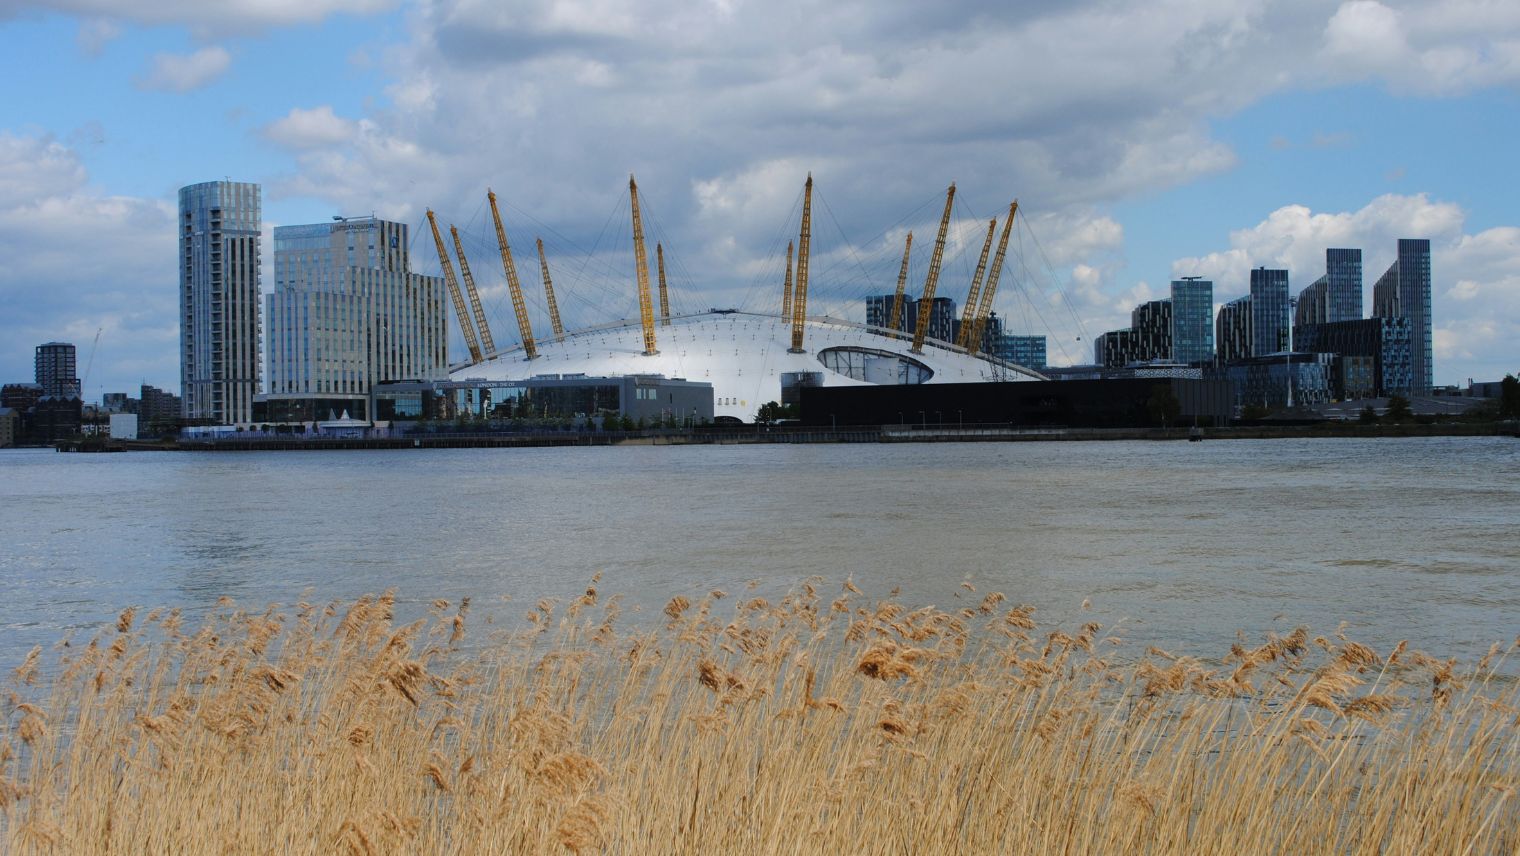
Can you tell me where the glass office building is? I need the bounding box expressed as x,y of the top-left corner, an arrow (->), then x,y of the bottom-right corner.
997,334 -> 1047,370
1249,268 -> 1290,356
1225,353 -> 1336,410
1170,279 -> 1213,365
265,217 -> 449,421
1295,316 -> 1413,398
1372,239 -> 1433,395
1296,249 -> 1363,344
1215,296 -> 1252,365
1326,248 -> 1362,322
179,181 -> 262,424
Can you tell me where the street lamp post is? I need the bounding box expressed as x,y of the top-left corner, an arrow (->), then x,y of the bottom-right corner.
1286,295 -> 1298,410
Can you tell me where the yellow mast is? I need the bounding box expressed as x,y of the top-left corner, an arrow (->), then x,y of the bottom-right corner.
487,190 -> 537,360
788,174 -> 813,353
656,243 -> 670,327
426,209 -> 481,364
629,175 -> 658,355
972,202 -> 1021,355
889,231 -> 913,332
911,183 -> 956,354
780,240 -> 794,323
956,218 -> 997,348
449,225 -> 496,357
535,238 -> 565,342
969,201 -> 1018,355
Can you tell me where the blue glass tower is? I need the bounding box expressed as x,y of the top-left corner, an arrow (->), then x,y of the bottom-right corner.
1249,268 -> 1290,356
1170,278 -> 1213,365
1373,240 -> 1433,395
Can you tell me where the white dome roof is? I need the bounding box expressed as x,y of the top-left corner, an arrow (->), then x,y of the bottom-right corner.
452,311 -> 1043,421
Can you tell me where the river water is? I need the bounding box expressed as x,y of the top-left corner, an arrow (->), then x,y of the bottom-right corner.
1,437 -> 1516,664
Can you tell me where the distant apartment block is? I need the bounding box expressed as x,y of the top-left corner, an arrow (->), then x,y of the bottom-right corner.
1170,278 -> 1214,365
180,181 -> 262,424
1249,268 -> 1290,356
138,384 -> 182,435
997,333 -> 1047,370
1295,317 -> 1413,398
1215,296 -> 1251,365
264,217 -> 449,421
1296,249 -> 1362,330
34,342 -> 80,399
1373,239 -> 1433,395
865,294 -> 957,344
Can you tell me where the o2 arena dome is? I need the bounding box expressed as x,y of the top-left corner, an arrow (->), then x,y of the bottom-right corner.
428,175 -> 1046,423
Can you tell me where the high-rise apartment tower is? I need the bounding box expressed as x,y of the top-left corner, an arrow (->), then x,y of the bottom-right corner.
179,181 -> 262,424
34,342 -> 79,398
1372,239 -> 1433,395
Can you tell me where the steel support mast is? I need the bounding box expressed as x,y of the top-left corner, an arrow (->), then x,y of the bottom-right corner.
780,241 -> 794,323
889,232 -> 913,332
535,238 -> 565,342
956,218 -> 997,348
629,176 -> 658,355
656,243 -> 671,327
969,201 -> 1018,355
911,183 -> 956,354
788,174 -> 813,353
426,209 -> 481,364
450,225 -> 496,357
487,190 -> 537,360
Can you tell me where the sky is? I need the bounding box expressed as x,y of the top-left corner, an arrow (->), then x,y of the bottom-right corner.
1,0 -> 1517,399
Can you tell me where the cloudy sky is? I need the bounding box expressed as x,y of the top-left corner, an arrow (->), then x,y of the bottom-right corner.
1,0 -> 1517,397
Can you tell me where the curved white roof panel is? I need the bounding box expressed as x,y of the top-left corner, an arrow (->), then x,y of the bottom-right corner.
451,311 -> 1043,421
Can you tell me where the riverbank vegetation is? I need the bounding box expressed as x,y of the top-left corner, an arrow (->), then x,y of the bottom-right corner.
1,583 -> 1515,853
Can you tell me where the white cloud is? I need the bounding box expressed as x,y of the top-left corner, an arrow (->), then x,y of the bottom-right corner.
74,16 -> 120,55
1319,0 -> 1520,93
0,133 -> 181,397
263,105 -> 359,149
135,46 -> 232,92
3,0 -> 398,33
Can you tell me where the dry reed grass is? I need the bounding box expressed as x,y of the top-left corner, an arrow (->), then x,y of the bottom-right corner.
1,582 -> 1516,854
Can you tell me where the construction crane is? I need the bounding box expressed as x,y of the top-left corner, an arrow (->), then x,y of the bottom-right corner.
910,183 -> 956,354
656,243 -> 671,326
969,201 -> 1018,355
427,209 -> 482,364
80,327 -> 103,395
956,218 -> 997,348
535,238 -> 565,342
779,241 -> 794,323
449,225 -> 496,357
628,175 -> 658,355
487,190 -> 537,360
889,232 -> 913,332
789,174 -> 813,353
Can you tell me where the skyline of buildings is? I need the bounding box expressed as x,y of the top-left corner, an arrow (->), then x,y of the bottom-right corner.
0,179 -> 1470,430
1094,239 -> 1433,409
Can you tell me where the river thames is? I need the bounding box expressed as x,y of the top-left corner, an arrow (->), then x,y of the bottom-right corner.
1,436 -> 1516,663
